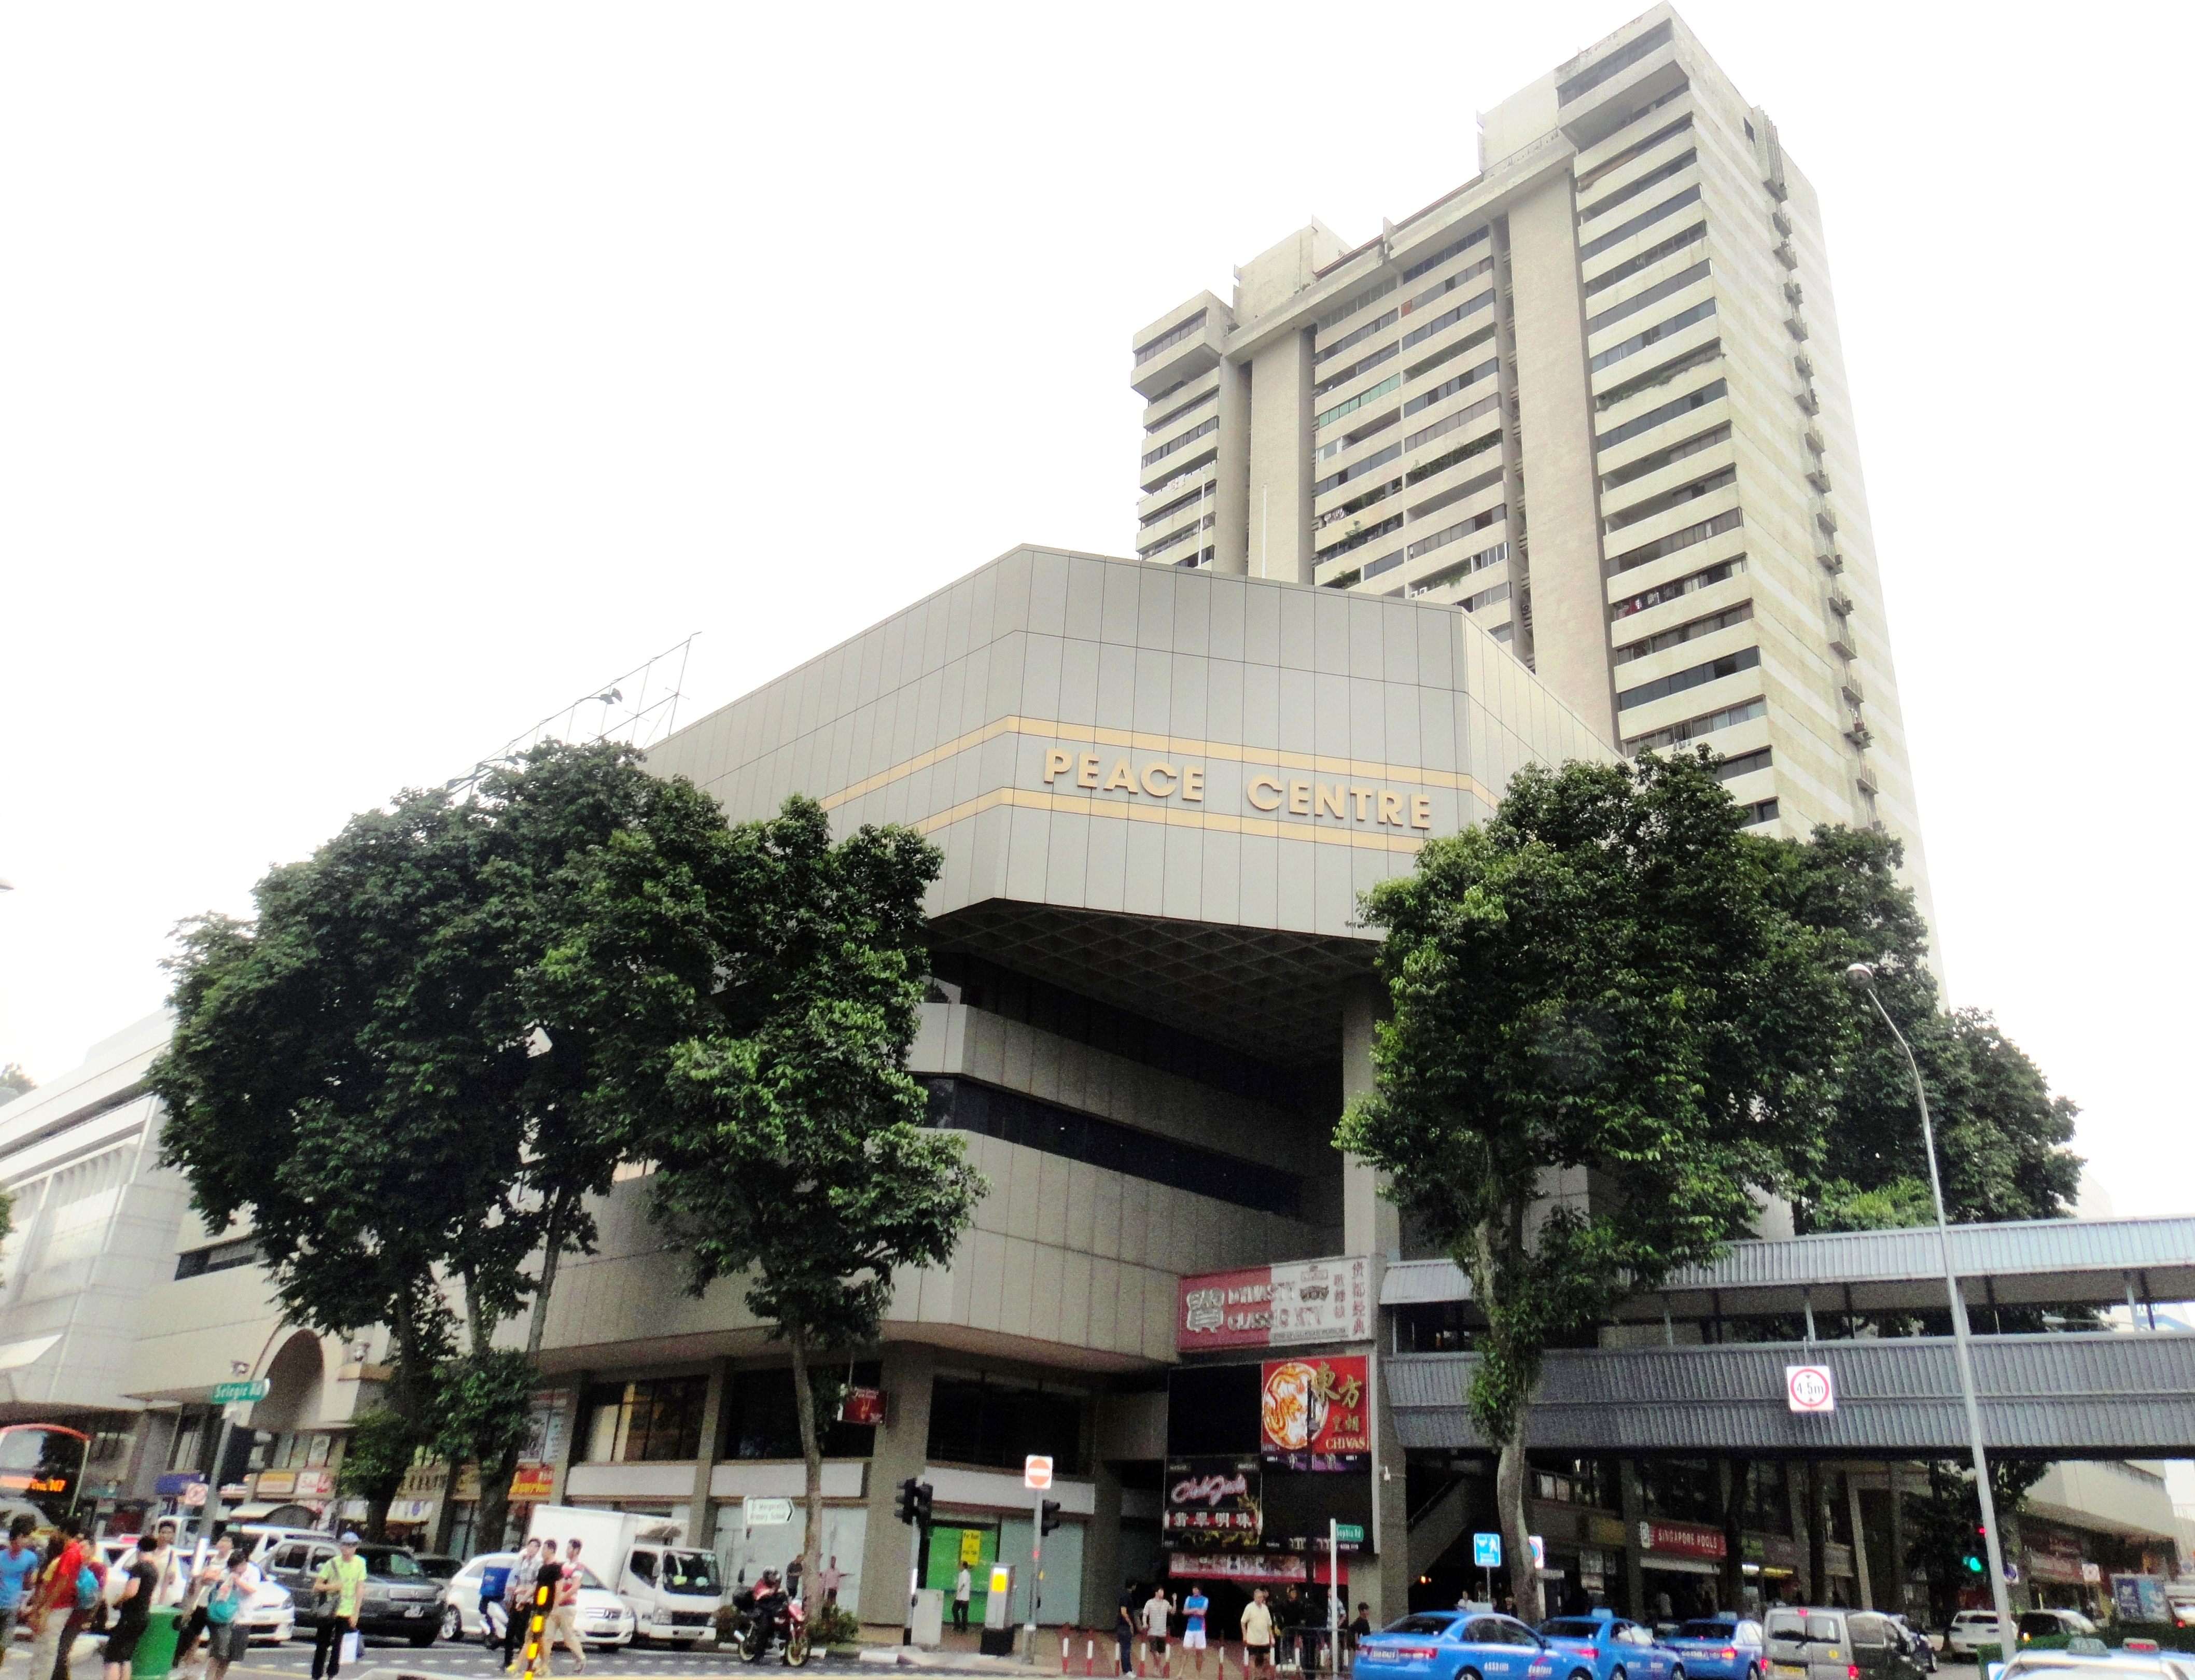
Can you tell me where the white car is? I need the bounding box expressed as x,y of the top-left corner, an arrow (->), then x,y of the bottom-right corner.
440,1554 -> 635,1649
94,1539 -> 296,1645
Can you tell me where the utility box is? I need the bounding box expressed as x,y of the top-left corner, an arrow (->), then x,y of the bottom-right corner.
979,1565 -> 1016,1655
911,1588 -> 944,1648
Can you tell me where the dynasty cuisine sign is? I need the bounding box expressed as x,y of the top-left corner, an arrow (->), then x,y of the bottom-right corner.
1177,1256 -> 1373,1352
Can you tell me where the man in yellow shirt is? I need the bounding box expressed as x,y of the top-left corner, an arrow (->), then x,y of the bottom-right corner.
311,1534 -> 368,1680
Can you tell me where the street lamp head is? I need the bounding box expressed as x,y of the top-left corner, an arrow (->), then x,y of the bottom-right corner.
1844,962 -> 1877,991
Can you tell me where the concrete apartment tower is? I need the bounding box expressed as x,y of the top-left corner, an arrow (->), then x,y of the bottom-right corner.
1130,5 -> 1933,919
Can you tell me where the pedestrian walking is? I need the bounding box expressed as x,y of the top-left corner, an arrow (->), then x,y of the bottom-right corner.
0,1516 -> 43,1669
544,1540 -> 587,1675
1117,1580 -> 1139,1676
1181,1587 -> 1210,1675
309,1532 -> 367,1680
1143,1586 -> 1174,1677
202,1552 -> 256,1680
816,1557 -> 844,1609
25,1516 -> 88,1680
1240,1588 -> 1276,1680
954,1563 -> 972,1633
101,1533 -> 162,1680
176,1532 -> 255,1673
502,1538 -> 543,1670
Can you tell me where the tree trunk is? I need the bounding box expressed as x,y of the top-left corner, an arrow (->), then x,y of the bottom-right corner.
787,1325 -> 825,1606
477,1442 -> 522,1554
1807,1464 -> 1828,1606
366,1492 -> 394,1543
525,1190 -> 570,1356
1721,1459 -> 1749,1615
432,1457 -> 462,1554
1495,1415 -> 1542,1621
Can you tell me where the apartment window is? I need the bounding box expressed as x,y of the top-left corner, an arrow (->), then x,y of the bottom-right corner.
1460,581 -> 1511,614
1583,222 -> 1707,296
1314,442 -> 1401,497
1580,150 -> 1698,225
1402,358 -> 1499,418
1316,514 -> 1403,562
1616,645 -> 1759,712
1597,379 -> 1727,453
1556,20 -> 1673,105
1740,797 -> 1781,827
1587,261 -> 1713,337
1490,623 -> 1514,644
1143,387 -> 1215,435
1134,311 -> 1206,366
1137,483 -> 1209,530
1314,375 -> 1400,431
1404,324 -> 1497,386
1612,602 -> 1752,665
1595,340 -> 1723,412
1639,1456 -> 1719,1523
1601,422 -> 1729,492
1403,393 -> 1501,455
920,1077 -> 1304,1219
1577,185 -> 1701,262
584,1376 -> 709,1463
1406,429 -> 1501,486
1317,478 -> 1402,528
1715,747 -> 1773,781
1316,277 -> 1397,335
1610,556 -> 1746,620
1140,416 -> 1218,469
1406,504 -> 1505,563
1604,466 -> 1736,535
1397,225 -> 1490,284
1314,307 -> 1397,366
1407,541 -> 1507,598
1136,517 -> 1212,560
1606,508 -> 1742,578
1316,407 -> 1400,463
174,1237 -> 260,1281
1400,287 -> 1495,351
1312,342 -> 1398,398
1623,696 -> 1767,754
928,1374 -> 1088,1476
723,1364 -> 881,1461
1401,259 -> 1494,317
1408,467 -> 1504,526
1577,112 -> 1694,190
1590,298 -> 1717,373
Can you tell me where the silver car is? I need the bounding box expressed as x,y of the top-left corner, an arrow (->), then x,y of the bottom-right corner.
440,1553 -> 635,1649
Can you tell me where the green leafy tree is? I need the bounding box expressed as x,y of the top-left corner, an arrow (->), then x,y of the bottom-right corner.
554,794 -> 984,1602
336,1406 -> 426,1543
1335,753 -> 1846,1618
1764,825 -> 2080,1228
151,740 -> 685,1545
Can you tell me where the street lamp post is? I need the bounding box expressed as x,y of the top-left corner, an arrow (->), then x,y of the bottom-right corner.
1844,963 -> 2016,1661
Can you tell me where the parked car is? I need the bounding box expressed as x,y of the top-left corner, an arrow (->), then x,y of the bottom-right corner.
261,1538 -> 443,1647
2017,1613 -> 2099,1645
1946,1611 -> 2005,1662
438,1553 -> 636,1650
1765,1607 -> 1923,1680
411,1554 -> 463,1583
1356,1611 -> 1563,1680
1541,1612 -> 1684,1680
2004,1648 -> 2195,1680
95,1538 -> 295,1645
1665,1618 -> 1766,1680
1888,1617 -> 1938,1673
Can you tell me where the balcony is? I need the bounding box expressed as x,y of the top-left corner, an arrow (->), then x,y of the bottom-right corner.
1130,305 -> 1226,400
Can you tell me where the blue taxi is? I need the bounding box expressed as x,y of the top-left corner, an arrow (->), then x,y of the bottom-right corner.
1357,1611 -> 1562,1680
1663,1618 -> 1766,1680
1538,1612 -> 1685,1680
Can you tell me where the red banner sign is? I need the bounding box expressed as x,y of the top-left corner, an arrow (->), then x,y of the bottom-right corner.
839,1388 -> 886,1425
1260,1356 -> 1369,1455
1178,1257 -> 1373,1352
1639,1520 -> 1727,1561
509,1463 -> 555,1500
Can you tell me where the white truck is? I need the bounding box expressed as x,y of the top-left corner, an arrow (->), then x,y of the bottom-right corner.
525,1504 -> 724,1646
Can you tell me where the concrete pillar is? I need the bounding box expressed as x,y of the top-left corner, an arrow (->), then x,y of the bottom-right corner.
1619,1460 -> 1644,1620
1787,1465 -> 1813,1602
1082,1459 -> 1124,1635
1214,360 -> 1252,575
858,1345 -> 936,1628
1248,330 -> 1314,583
688,1359 -> 730,1549
1886,1467 -> 1907,1621
1504,177 -> 1617,743
1341,982 -> 1400,1261
1847,1472 -> 1873,1609
1365,1352 -> 1410,1626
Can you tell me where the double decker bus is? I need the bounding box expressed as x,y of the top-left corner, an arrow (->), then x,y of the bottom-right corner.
0,1425 -> 88,1524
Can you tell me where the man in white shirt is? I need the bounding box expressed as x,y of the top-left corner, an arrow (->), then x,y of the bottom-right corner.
1143,1587 -> 1173,1678
952,1564 -> 972,1633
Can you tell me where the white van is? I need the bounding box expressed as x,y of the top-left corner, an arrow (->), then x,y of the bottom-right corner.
525,1505 -> 723,1646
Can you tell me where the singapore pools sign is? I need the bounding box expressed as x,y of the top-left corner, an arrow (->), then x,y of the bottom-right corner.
1041,749 -> 1433,831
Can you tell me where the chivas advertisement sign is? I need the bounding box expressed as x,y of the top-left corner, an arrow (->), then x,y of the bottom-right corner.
1259,1355 -> 1369,1459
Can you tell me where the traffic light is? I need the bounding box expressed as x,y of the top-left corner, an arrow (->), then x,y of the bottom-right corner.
914,1480 -> 934,1524
896,1478 -> 920,1526
1041,1500 -> 1062,1536
1963,1524 -> 1986,1574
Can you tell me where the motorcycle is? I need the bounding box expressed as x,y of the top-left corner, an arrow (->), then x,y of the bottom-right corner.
735,1594 -> 809,1668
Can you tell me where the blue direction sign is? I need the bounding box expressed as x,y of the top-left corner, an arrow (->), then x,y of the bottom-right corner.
1473,1533 -> 1502,1568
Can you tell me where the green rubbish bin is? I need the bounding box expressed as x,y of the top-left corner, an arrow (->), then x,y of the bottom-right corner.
130,1606 -> 184,1679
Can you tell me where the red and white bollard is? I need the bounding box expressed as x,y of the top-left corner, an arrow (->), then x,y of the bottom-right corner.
1086,1631 -> 1098,1677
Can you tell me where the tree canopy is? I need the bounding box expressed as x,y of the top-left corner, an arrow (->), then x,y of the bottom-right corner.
1336,750 -> 1849,1617
550,792 -> 984,1601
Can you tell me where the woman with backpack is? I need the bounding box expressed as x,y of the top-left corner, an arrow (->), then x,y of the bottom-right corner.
201,1551 -> 255,1680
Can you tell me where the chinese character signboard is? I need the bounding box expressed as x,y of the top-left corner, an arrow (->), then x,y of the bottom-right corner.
839,1387 -> 886,1425
1260,1356 -> 1369,1457
1638,1520 -> 1728,1561
1178,1257 -> 1373,1352
1164,1457 -> 1262,1549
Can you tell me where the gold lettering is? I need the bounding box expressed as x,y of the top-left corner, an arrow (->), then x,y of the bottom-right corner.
1289,781 -> 1312,815
1141,761 -> 1178,797
1378,790 -> 1404,825
1043,750 -> 1073,785
1410,794 -> 1433,830
1078,754 -> 1101,789
1103,758 -> 1136,792
1248,776 -> 1284,811
1316,783 -> 1346,819
1350,787 -> 1374,820
1182,766 -> 1205,802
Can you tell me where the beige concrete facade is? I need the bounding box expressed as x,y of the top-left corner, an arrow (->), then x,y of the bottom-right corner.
1128,4 -> 1938,940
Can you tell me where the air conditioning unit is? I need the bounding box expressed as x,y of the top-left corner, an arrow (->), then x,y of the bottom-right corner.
1855,767 -> 1879,795
1844,720 -> 1873,748
1830,634 -> 1860,661
1785,313 -> 1810,341
1774,241 -> 1799,270
1828,592 -> 1854,615
1815,550 -> 1844,575
1805,427 -> 1827,455
1841,679 -> 1865,707
1772,207 -> 1795,237
1815,506 -> 1840,535
1784,280 -> 1806,306
1796,389 -> 1822,415
1807,467 -> 1833,493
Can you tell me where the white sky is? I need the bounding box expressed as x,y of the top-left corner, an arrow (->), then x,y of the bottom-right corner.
3,3 -> 2189,1217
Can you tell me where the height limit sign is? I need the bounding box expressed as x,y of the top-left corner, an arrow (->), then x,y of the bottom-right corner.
1785,1364 -> 1836,1413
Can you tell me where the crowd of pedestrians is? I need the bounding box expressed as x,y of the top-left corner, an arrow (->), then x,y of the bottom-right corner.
1114,1581 -> 1371,1678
